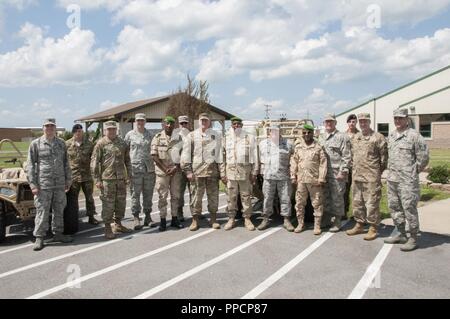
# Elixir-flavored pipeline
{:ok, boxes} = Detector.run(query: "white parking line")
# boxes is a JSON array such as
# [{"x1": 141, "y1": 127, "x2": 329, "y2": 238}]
[
  {"x1": 347, "y1": 229, "x2": 396, "y2": 299},
  {"x1": 242, "y1": 221, "x2": 349, "y2": 299},
  {"x1": 133, "y1": 227, "x2": 281, "y2": 299},
  {"x1": 0, "y1": 193, "x2": 225, "y2": 256},
  {"x1": 27, "y1": 228, "x2": 217, "y2": 299}
]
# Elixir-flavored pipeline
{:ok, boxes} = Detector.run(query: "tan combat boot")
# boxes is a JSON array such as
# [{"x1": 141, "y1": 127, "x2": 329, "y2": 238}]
[
  {"x1": 346, "y1": 222, "x2": 365, "y2": 236},
  {"x1": 104, "y1": 223, "x2": 116, "y2": 240},
  {"x1": 244, "y1": 217, "x2": 256, "y2": 231},
  {"x1": 364, "y1": 225, "x2": 378, "y2": 241},
  {"x1": 209, "y1": 213, "x2": 221, "y2": 229},
  {"x1": 257, "y1": 217, "x2": 270, "y2": 231},
  {"x1": 189, "y1": 215, "x2": 200, "y2": 231},
  {"x1": 313, "y1": 217, "x2": 322, "y2": 235},
  {"x1": 113, "y1": 221, "x2": 132, "y2": 234},
  {"x1": 283, "y1": 217, "x2": 294, "y2": 232},
  {"x1": 224, "y1": 217, "x2": 236, "y2": 231},
  {"x1": 294, "y1": 217, "x2": 305, "y2": 233}
]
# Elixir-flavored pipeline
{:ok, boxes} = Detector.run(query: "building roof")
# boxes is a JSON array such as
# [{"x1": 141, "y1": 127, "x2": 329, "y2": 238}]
[
  {"x1": 76, "y1": 93, "x2": 235, "y2": 122},
  {"x1": 336, "y1": 64, "x2": 450, "y2": 117}
]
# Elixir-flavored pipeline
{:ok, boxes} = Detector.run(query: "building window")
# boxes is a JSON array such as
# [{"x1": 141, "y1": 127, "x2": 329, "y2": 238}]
[
  {"x1": 377, "y1": 123, "x2": 389, "y2": 137},
  {"x1": 420, "y1": 124, "x2": 431, "y2": 138}
]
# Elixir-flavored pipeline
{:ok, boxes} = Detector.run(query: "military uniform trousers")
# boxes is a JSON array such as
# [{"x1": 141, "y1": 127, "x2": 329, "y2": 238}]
[
  {"x1": 156, "y1": 172, "x2": 182, "y2": 218},
  {"x1": 190, "y1": 176, "x2": 219, "y2": 217},
  {"x1": 33, "y1": 188, "x2": 67, "y2": 237},
  {"x1": 387, "y1": 180, "x2": 420, "y2": 235},
  {"x1": 324, "y1": 176, "x2": 346, "y2": 218},
  {"x1": 352, "y1": 181, "x2": 381, "y2": 226},
  {"x1": 101, "y1": 180, "x2": 127, "y2": 224},
  {"x1": 262, "y1": 179, "x2": 292, "y2": 217},
  {"x1": 295, "y1": 183, "x2": 323, "y2": 219},
  {"x1": 130, "y1": 172, "x2": 156, "y2": 218},
  {"x1": 227, "y1": 179, "x2": 253, "y2": 218},
  {"x1": 67, "y1": 181, "x2": 97, "y2": 217}
]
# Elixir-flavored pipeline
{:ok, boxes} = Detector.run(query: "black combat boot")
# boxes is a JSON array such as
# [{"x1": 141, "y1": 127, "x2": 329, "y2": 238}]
[
  {"x1": 170, "y1": 216, "x2": 184, "y2": 229},
  {"x1": 159, "y1": 218, "x2": 167, "y2": 232}
]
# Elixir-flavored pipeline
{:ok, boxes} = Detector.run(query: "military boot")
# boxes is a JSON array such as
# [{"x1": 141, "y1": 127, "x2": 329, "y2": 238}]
[
  {"x1": 364, "y1": 225, "x2": 378, "y2": 241},
  {"x1": 346, "y1": 222, "x2": 365, "y2": 236},
  {"x1": 88, "y1": 216, "x2": 100, "y2": 225},
  {"x1": 159, "y1": 218, "x2": 167, "y2": 232},
  {"x1": 313, "y1": 217, "x2": 322, "y2": 235},
  {"x1": 294, "y1": 217, "x2": 305, "y2": 233},
  {"x1": 224, "y1": 217, "x2": 236, "y2": 231},
  {"x1": 104, "y1": 223, "x2": 116, "y2": 240},
  {"x1": 244, "y1": 217, "x2": 256, "y2": 231},
  {"x1": 177, "y1": 209, "x2": 185, "y2": 222},
  {"x1": 33, "y1": 237, "x2": 44, "y2": 251},
  {"x1": 133, "y1": 217, "x2": 143, "y2": 230},
  {"x1": 329, "y1": 216, "x2": 342, "y2": 233},
  {"x1": 113, "y1": 221, "x2": 132, "y2": 234},
  {"x1": 144, "y1": 214, "x2": 157, "y2": 228},
  {"x1": 209, "y1": 213, "x2": 221, "y2": 229},
  {"x1": 257, "y1": 217, "x2": 270, "y2": 231},
  {"x1": 400, "y1": 234, "x2": 418, "y2": 252},
  {"x1": 52, "y1": 233, "x2": 74, "y2": 243},
  {"x1": 189, "y1": 215, "x2": 199, "y2": 231},
  {"x1": 384, "y1": 233, "x2": 408, "y2": 244},
  {"x1": 283, "y1": 217, "x2": 294, "y2": 232},
  {"x1": 171, "y1": 216, "x2": 184, "y2": 229}
]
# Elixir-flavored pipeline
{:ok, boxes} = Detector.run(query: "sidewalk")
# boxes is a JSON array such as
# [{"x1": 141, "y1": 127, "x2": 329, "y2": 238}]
[{"x1": 382, "y1": 198, "x2": 450, "y2": 236}]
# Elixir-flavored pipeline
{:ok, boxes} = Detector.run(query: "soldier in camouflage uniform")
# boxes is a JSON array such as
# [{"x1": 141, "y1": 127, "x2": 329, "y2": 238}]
[
  {"x1": 344, "y1": 114, "x2": 359, "y2": 217},
  {"x1": 27, "y1": 118, "x2": 73, "y2": 251},
  {"x1": 181, "y1": 113, "x2": 226, "y2": 231},
  {"x1": 222, "y1": 117, "x2": 258, "y2": 231},
  {"x1": 290, "y1": 124, "x2": 327, "y2": 235},
  {"x1": 384, "y1": 108, "x2": 429, "y2": 251},
  {"x1": 257, "y1": 124, "x2": 295, "y2": 232},
  {"x1": 177, "y1": 115, "x2": 191, "y2": 222},
  {"x1": 151, "y1": 116, "x2": 184, "y2": 231},
  {"x1": 346, "y1": 113, "x2": 387, "y2": 241},
  {"x1": 66, "y1": 124, "x2": 99, "y2": 225},
  {"x1": 124, "y1": 113, "x2": 156, "y2": 230},
  {"x1": 91, "y1": 121, "x2": 133, "y2": 239},
  {"x1": 319, "y1": 113, "x2": 352, "y2": 232}
]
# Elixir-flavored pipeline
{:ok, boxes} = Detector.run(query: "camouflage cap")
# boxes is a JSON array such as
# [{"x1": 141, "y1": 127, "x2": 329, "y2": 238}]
[
  {"x1": 358, "y1": 113, "x2": 371, "y2": 120},
  {"x1": 230, "y1": 116, "x2": 243, "y2": 123},
  {"x1": 393, "y1": 108, "x2": 408, "y2": 118},
  {"x1": 104, "y1": 121, "x2": 118, "y2": 129},
  {"x1": 324, "y1": 113, "x2": 336, "y2": 121},
  {"x1": 303, "y1": 124, "x2": 315, "y2": 131},
  {"x1": 199, "y1": 113, "x2": 211, "y2": 120},
  {"x1": 178, "y1": 115, "x2": 189, "y2": 123},
  {"x1": 164, "y1": 116, "x2": 176, "y2": 123},
  {"x1": 135, "y1": 113, "x2": 146, "y2": 121},
  {"x1": 43, "y1": 118, "x2": 56, "y2": 126}
]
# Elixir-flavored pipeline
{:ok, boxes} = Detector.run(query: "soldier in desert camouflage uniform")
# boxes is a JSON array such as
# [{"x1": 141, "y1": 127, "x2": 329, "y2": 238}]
[
  {"x1": 384, "y1": 108, "x2": 429, "y2": 251},
  {"x1": 346, "y1": 113, "x2": 387, "y2": 241}
]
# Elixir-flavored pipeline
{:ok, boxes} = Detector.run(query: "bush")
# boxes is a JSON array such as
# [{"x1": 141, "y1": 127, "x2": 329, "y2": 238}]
[{"x1": 427, "y1": 165, "x2": 450, "y2": 184}]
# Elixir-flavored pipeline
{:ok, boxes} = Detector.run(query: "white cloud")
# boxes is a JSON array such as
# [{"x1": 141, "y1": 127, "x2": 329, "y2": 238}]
[
  {"x1": 0, "y1": 23, "x2": 104, "y2": 87},
  {"x1": 131, "y1": 88, "x2": 145, "y2": 98},
  {"x1": 99, "y1": 100, "x2": 118, "y2": 110},
  {"x1": 56, "y1": 0, "x2": 125, "y2": 11},
  {"x1": 3, "y1": 0, "x2": 37, "y2": 10},
  {"x1": 234, "y1": 87, "x2": 247, "y2": 96}
]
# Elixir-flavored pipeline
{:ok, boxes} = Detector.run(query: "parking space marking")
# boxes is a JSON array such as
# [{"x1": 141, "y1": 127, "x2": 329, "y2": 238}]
[
  {"x1": 347, "y1": 229, "x2": 396, "y2": 299},
  {"x1": 242, "y1": 221, "x2": 349, "y2": 299},
  {"x1": 133, "y1": 227, "x2": 281, "y2": 299},
  {"x1": 27, "y1": 228, "x2": 218, "y2": 299}
]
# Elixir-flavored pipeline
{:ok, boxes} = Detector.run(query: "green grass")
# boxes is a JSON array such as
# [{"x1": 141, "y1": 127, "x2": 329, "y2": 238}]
[
  {"x1": 0, "y1": 141, "x2": 30, "y2": 168},
  {"x1": 429, "y1": 149, "x2": 450, "y2": 168}
]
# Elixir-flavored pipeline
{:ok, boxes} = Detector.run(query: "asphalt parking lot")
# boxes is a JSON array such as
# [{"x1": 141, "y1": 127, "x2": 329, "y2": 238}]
[{"x1": 0, "y1": 191, "x2": 449, "y2": 299}]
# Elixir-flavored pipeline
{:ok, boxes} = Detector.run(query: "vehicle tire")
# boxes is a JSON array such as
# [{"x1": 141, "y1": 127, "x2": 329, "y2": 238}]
[
  {"x1": 0, "y1": 201, "x2": 6, "y2": 243},
  {"x1": 63, "y1": 192, "x2": 79, "y2": 235}
]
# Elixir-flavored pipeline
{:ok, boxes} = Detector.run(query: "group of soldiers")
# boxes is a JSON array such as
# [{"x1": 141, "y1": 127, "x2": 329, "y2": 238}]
[{"x1": 26, "y1": 107, "x2": 429, "y2": 253}]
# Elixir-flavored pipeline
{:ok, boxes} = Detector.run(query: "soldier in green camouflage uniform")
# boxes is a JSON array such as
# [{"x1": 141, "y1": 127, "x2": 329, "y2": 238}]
[
  {"x1": 384, "y1": 108, "x2": 429, "y2": 251},
  {"x1": 66, "y1": 124, "x2": 99, "y2": 225},
  {"x1": 27, "y1": 118, "x2": 73, "y2": 251},
  {"x1": 91, "y1": 121, "x2": 133, "y2": 239},
  {"x1": 124, "y1": 113, "x2": 156, "y2": 230},
  {"x1": 151, "y1": 116, "x2": 184, "y2": 231},
  {"x1": 319, "y1": 113, "x2": 352, "y2": 233},
  {"x1": 181, "y1": 113, "x2": 226, "y2": 231}
]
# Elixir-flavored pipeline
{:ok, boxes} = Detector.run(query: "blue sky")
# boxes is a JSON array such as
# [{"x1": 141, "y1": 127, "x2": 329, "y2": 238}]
[{"x1": 0, "y1": 0, "x2": 450, "y2": 129}]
